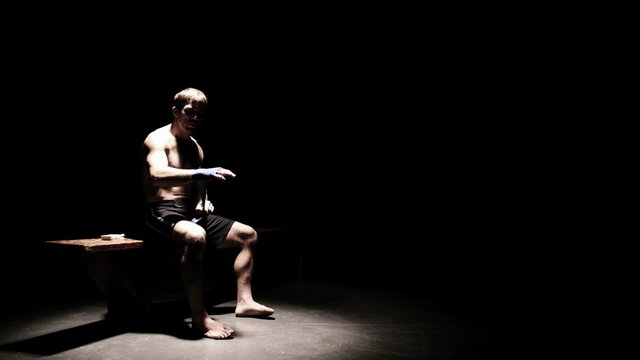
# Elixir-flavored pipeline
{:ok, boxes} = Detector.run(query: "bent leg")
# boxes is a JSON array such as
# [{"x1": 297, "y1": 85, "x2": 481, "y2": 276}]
[
  {"x1": 218, "y1": 222, "x2": 275, "y2": 317},
  {"x1": 172, "y1": 220, "x2": 234, "y2": 338}
]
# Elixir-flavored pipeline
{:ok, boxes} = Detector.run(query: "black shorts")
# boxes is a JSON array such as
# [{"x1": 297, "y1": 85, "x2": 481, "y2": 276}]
[{"x1": 145, "y1": 198, "x2": 235, "y2": 245}]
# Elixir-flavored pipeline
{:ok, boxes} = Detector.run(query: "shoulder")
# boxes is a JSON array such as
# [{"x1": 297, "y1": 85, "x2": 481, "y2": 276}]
[{"x1": 144, "y1": 125, "x2": 174, "y2": 149}]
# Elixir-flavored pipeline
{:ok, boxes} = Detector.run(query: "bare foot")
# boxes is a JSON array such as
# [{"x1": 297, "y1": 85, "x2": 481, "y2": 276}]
[
  {"x1": 235, "y1": 300, "x2": 275, "y2": 318},
  {"x1": 193, "y1": 317, "x2": 234, "y2": 339}
]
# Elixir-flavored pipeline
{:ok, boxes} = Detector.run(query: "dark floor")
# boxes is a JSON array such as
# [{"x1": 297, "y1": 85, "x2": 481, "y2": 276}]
[{"x1": 0, "y1": 279, "x2": 507, "y2": 360}]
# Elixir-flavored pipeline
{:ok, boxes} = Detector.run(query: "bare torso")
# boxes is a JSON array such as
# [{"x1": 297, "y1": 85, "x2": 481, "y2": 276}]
[{"x1": 142, "y1": 124, "x2": 203, "y2": 203}]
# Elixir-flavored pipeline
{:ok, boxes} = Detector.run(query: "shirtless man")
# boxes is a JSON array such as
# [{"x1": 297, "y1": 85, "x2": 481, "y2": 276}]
[{"x1": 141, "y1": 87, "x2": 274, "y2": 339}]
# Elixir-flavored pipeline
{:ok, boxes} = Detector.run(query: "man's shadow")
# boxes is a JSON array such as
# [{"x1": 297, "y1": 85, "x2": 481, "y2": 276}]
[{"x1": 0, "y1": 302, "x2": 239, "y2": 355}]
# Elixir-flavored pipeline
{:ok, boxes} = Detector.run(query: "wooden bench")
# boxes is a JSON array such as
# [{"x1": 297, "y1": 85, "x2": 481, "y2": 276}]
[
  {"x1": 46, "y1": 237, "x2": 148, "y2": 319},
  {"x1": 47, "y1": 237, "x2": 144, "y2": 252}
]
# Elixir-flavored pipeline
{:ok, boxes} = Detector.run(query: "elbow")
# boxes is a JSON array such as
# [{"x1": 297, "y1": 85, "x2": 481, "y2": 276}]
[
  {"x1": 150, "y1": 175, "x2": 163, "y2": 187},
  {"x1": 148, "y1": 170, "x2": 166, "y2": 187}
]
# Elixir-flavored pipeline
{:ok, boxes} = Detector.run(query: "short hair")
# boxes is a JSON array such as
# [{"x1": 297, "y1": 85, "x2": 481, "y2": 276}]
[{"x1": 173, "y1": 88, "x2": 208, "y2": 109}]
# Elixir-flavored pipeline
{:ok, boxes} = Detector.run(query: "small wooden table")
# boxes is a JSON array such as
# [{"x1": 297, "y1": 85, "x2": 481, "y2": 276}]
[
  {"x1": 46, "y1": 237, "x2": 148, "y2": 319},
  {"x1": 47, "y1": 238, "x2": 144, "y2": 252}
]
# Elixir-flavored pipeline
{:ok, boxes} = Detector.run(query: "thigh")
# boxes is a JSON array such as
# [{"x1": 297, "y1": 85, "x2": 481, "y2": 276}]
[
  {"x1": 172, "y1": 220, "x2": 207, "y2": 246},
  {"x1": 199, "y1": 214, "x2": 235, "y2": 246}
]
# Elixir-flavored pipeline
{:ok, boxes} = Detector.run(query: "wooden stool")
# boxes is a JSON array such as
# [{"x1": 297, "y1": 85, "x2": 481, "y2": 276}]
[{"x1": 46, "y1": 237, "x2": 149, "y2": 319}]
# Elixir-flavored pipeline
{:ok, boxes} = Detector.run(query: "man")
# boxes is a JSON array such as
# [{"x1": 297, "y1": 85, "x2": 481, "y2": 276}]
[{"x1": 141, "y1": 87, "x2": 274, "y2": 339}]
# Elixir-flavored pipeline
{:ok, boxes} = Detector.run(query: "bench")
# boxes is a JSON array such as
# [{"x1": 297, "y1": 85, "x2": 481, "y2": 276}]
[
  {"x1": 47, "y1": 238, "x2": 144, "y2": 252},
  {"x1": 46, "y1": 237, "x2": 148, "y2": 319}
]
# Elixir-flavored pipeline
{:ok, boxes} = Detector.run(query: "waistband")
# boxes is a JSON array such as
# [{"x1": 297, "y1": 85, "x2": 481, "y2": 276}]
[{"x1": 147, "y1": 198, "x2": 197, "y2": 209}]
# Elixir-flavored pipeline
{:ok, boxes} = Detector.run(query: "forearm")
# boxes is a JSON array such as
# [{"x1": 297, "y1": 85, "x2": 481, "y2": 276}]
[
  {"x1": 149, "y1": 166, "x2": 236, "y2": 187},
  {"x1": 148, "y1": 166, "x2": 198, "y2": 187}
]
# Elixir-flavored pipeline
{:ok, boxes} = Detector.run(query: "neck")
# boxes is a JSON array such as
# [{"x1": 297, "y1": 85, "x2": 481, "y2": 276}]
[{"x1": 170, "y1": 122, "x2": 192, "y2": 140}]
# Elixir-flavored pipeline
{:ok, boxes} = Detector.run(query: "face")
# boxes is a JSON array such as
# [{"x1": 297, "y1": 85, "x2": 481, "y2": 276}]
[{"x1": 174, "y1": 102, "x2": 206, "y2": 134}]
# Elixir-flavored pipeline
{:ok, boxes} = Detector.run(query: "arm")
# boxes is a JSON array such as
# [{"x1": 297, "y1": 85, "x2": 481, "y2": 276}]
[
  {"x1": 193, "y1": 168, "x2": 235, "y2": 214},
  {"x1": 145, "y1": 135, "x2": 197, "y2": 187},
  {"x1": 144, "y1": 135, "x2": 236, "y2": 188},
  {"x1": 194, "y1": 179, "x2": 215, "y2": 216}
]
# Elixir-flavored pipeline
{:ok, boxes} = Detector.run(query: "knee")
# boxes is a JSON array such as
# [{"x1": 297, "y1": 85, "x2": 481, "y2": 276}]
[
  {"x1": 183, "y1": 227, "x2": 207, "y2": 249},
  {"x1": 239, "y1": 226, "x2": 258, "y2": 246}
]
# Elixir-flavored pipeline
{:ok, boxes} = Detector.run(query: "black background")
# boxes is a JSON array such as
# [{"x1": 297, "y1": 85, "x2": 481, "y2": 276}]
[{"x1": 0, "y1": 23, "x2": 534, "y2": 326}]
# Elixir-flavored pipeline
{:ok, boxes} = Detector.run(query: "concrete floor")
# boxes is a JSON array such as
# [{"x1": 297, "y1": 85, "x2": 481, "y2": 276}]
[{"x1": 0, "y1": 280, "x2": 505, "y2": 359}]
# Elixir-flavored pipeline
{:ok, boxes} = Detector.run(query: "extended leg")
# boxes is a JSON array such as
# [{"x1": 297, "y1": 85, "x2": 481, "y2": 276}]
[{"x1": 218, "y1": 222, "x2": 275, "y2": 317}]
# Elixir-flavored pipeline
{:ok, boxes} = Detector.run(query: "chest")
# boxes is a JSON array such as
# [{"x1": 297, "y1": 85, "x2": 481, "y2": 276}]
[{"x1": 166, "y1": 141, "x2": 200, "y2": 168}]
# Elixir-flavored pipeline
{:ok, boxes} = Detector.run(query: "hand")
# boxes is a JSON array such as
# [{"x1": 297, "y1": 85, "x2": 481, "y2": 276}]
[
  {"x1": 193, "y1": 167, "x2": 236, "y2": 182},
  {"x1": 195, "y1": 200, "x2": 215, "y2": 215}
]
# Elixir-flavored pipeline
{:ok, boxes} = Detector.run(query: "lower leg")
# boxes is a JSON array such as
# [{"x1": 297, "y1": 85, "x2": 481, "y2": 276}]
[
  {"x1": 233, "y1": 244, "x2": 274, "y2": 317},
  {"x1": 181, "y1": 245, "x2": 233, "y2": 338}
]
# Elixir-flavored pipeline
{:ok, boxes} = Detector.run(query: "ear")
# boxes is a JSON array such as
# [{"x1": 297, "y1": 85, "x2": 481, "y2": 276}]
[{"x1": 171, "y1": 106, "x2": 178, "y2": 117}]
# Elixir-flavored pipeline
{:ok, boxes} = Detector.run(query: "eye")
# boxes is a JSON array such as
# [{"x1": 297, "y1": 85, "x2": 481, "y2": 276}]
[{"x1": 183, "y1": 108, "x2": 204, "y2": 117}]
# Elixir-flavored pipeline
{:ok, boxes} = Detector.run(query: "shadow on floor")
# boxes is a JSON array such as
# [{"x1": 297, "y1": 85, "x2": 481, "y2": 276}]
[
  {"x1": 0, "y1": 301, "x2": 206, "y2": 355},
  {"x1": 0, "y1": 320, "x2": 127, "y2": 355}
]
